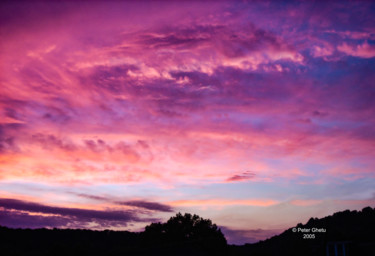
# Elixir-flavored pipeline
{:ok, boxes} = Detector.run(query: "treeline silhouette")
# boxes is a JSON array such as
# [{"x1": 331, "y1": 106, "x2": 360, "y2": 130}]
[
  {"x1": 0, "y1": 213, "x2": 227, "y2": 256},
  {"x1": 1, "y1": 207, "x2": 374, "y2": 255},
  {"x1": 230, "y1": 206, "x2": 375, "y2": 256},
  {"x1": 140, "y1": 213, "x2": 227, "y2": 255}
]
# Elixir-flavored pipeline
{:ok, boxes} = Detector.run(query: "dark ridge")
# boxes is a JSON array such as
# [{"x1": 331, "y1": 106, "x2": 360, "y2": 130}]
[
  {"x1": 230, "y1": 206, "x2": 375, "y2": 256},
  {"x1": 0, "y1": 227, "x2": 140, "y2": 256}
]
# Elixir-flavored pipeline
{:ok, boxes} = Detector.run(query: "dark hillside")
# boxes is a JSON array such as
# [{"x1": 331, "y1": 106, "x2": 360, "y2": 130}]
[
  {"x1": 230, "y1": 206, "x2": 375, "y2": 256},
  {"x1": 0, "y1": 227, "x2": 140, "y2": 256}
]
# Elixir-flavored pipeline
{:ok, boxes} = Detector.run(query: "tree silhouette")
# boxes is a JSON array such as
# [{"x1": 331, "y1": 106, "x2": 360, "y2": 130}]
[
  {"x1": 1, "y1": 207, "x2": 374, "y2": 255},
  {"x1": 141, "y1": 212, "x2": 228, "y2": 255}
]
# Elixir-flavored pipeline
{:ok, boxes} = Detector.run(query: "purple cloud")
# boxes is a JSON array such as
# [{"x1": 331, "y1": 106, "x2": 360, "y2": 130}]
[
  {"x1": 0, "y1": 198, "x2": 137, "y2": 221},
  {"x1": 0, "y1": 209, "x2": 72, "y2": 229},
  {"x1": 71, "y1": 193, "x2": 173, "y2": 212},
  {"x1": 116, "y1": 200, "x2": 173, "y2": 212},
  {"x1": 73, "y1": 193, "x2": 108, "y2": 201},
  {"x1": 31, "y1": 133, "x2": 77, "y2": 151},
  {"x1": 226, "y1": 171, "x2": 256, "y2": 183},
  {"x1": 0, "y1": 198, "x2": 157, "y2": 229}
]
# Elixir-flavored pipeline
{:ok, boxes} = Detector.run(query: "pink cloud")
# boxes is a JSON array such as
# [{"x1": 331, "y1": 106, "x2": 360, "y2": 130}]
[
  {"x1": 337, "y1": 41, "x2": 375, "y2": 58},
  {"x1": 311, "y1": 45, "x2": 334, "y2": 58}
]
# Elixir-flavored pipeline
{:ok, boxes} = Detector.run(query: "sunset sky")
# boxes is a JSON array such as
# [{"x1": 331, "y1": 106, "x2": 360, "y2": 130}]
[{"x1": 1, "y1": 1, "x2": 374, "y2": 244}]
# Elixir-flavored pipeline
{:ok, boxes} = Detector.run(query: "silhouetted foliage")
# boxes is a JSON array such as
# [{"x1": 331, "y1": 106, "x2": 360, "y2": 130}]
[
  {"x1": 229, "y1": 206, "x2": 375, "y2": 256},
  {"x1": 141, "y1": 212, "x2": 228, "y2": 255},
  {"x1": 0, "y1": 227, "x2": 140, "y2": 256}
]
